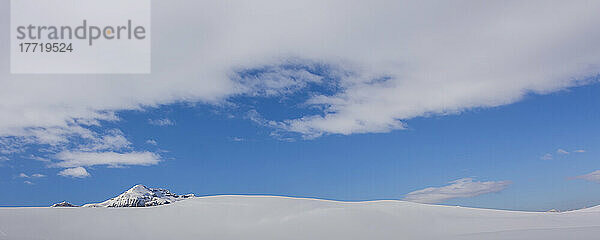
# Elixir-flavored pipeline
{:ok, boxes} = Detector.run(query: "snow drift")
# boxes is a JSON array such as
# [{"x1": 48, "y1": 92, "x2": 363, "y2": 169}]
[{"x1": 1, "y1": 195, "x2": 600, "y2": 240}]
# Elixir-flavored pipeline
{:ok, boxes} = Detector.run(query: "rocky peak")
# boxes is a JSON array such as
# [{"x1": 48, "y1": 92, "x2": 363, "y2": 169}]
[
  {"x1": 83, "y1": 184, "x2": 194, "y2": 207},
  {"x1": 51, "y1": 201, "x2": 79, "y2": 207}
]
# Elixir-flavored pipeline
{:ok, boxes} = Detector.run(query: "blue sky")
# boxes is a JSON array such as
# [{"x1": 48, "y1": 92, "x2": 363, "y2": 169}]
[
  {"x1": 2, "y1": 82, "x2": 599, "y2": 211},
  {"x1": 2, "y1": 1, "x2": 600, "y2": 211}
]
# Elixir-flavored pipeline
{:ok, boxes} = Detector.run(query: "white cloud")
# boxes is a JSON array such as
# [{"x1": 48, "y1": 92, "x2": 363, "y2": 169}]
[
  {"x1": 231, "y1": 137, "x2": 245, "y2": 142},
  {"x1": 541, "y1": 148, "x2": 585, "y2": 160},
  {"x1": 404, "y1": 178, "x2": 511, "y2": 204},
  {"x1": 19, "y1": 173, "x2": 46, "y2": 178},
  {"x1": 29, "y1": 155, "x2": 50, "y2": 162},
  {"x1": 148, "y1": 118, "x2": 175, "y2": 126},
  {"x1": 557, "y1": 149, "x2": 569, "y2": 154},
  {"x1": 92, "y1": 130, "x2": 131, "y2": 150},
  {"x1": 53, "y1": 151, "x2": 161, "y2": 168},
  {"x1": 246, "y1": 110, "x2": 271, "y2": 126},
  {"x1": 58, "y1": 167, "x2": 90, "y2": 178},
  {"x1": 0, "y1": 137, "x2": 29, "y2": 154},
  {"x1": 23, "y1": 180, "x2": 34, "y2": 185},
  {"x1": 78, "y1": 129, "x2": 131, "y2": 151},
  {"x1": 540, "y1": 153, "x2": 553, "y2": 160},
  {"x1": 576, "y1": 170, "x2": 600, "y2": 183},
  {"x1": 146, "y1": 139, "x2": 158, "y2": 145},
  {"x1": 0, "y1": 0, "x2": 599, "y2": 144}
]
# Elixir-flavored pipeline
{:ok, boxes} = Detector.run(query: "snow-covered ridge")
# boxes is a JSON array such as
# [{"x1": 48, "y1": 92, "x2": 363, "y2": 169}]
[{"x1": 83, "y1": 185, "x2": 194, "y2": 207}]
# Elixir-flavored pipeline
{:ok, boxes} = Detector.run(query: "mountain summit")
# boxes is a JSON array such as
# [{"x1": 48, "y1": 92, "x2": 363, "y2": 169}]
[
  {"x1": 51, "y1": 201, "x2": 79, "y2": 207},
  {"x1": 83, "y1": 185, "x2": 194, "y2": 207}
]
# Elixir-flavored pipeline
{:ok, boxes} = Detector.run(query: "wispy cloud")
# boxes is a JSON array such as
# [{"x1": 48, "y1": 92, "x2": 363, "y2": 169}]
[
  {"x1": 575, "y1": 170, "x2": 600, "y2": 183},
  {"x1": 29, "y1": 155, "x2": 50, "y2": 162},
  {"x1": 404, "y1": 178, "x2": 511, "y2": 204},
  {"x1": 148, "y1": 118, "x2": 175, "y2": 126},
  {"x1": 541, "y1": 148, "x2": 585, "y2": 160},
  {"x1": 78, "y1": 129, "x2": 131, "y2": 151},
  {"x1": 18, "y1": 173, "x2": 46, "y2": 178},
  {"x1": 146, "y1": 139, "x2": 158, "y2": 145},
  {"x1": 557, "y1": 149, "x2": 569, "y2": 154},
  {"x1": 0, "y1": 137, "x2": 29, "y2": 155},
  {"x1": 246, "y1": 110, "x2": 271, "y2": 127},
  {"x1": 23, "y1": 180, "x2": 34, "y2": 185},
  {"x1": 53, "y1": 151, "x2": 161, "y2": 168},
  {"x1": 540, "y1": 153, "x2": 553, "y2": 160},
  {"x1": 58, "y1": 167, "x2": 90, "y2": 178}
]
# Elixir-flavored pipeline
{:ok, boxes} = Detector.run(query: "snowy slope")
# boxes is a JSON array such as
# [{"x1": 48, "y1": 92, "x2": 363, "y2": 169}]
[
  {"x1": 83, "y1": 185, "x2": 194, "y2": 207},
  {"x1": 1, "y1": 196, "x2": 599, "y2": 240}
]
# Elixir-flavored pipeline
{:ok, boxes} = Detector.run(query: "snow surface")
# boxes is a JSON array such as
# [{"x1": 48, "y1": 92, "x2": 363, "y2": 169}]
[{"x1": 1, "y1": 196, "x2": 599, "y2": 240}]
